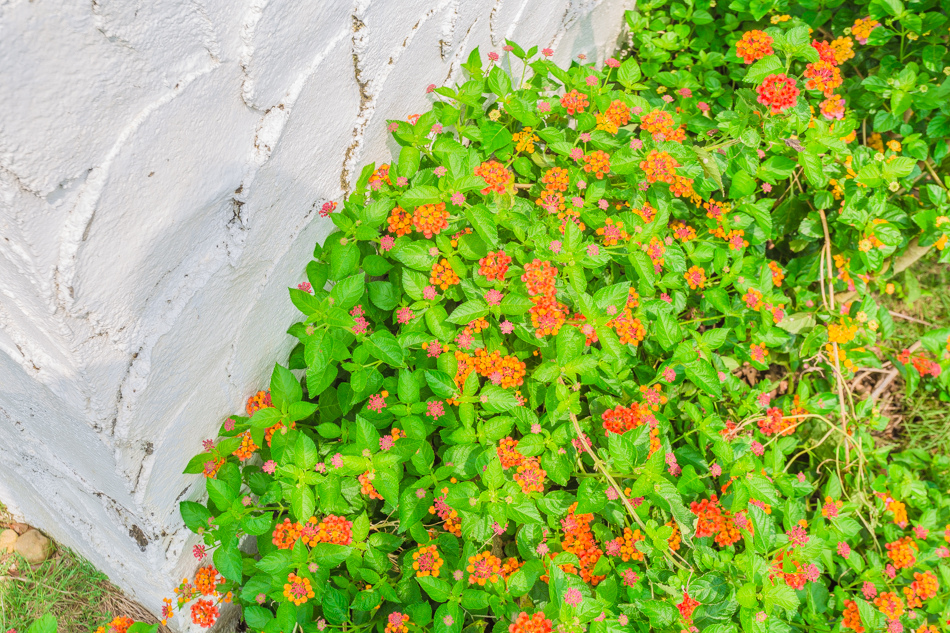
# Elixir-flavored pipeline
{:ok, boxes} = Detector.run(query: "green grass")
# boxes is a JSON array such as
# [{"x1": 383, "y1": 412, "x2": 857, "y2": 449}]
[
  {"x1": 0, "y1": 545, "x2": 117, "y2": 633},
  {"x1": 0, "y1": 500, "x2": 168, "y2": 633},
  {"x1": 879, "y1": 257, "x2": 950, "y2": 454}
]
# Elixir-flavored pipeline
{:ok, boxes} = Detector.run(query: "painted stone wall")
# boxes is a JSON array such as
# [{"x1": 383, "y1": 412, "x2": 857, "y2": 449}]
[{"x1": 0, "y1": 0, "x2": 629, "y2": 622}]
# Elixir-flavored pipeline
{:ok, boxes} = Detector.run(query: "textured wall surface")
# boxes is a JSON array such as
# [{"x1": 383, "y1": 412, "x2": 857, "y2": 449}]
[{"x1": 0, "y1": 0, "x2": 628, "y2": 623}]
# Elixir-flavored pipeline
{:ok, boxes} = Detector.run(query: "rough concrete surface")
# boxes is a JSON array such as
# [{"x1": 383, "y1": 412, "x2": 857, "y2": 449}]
[{"x1": 0, "y1": 0, "x2": 630, "y2": 626}]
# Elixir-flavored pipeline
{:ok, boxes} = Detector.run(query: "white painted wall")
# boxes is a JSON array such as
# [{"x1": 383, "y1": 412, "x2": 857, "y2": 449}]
[{"x1": 0, "y1": 0, "x2": 629, "y2": 625}]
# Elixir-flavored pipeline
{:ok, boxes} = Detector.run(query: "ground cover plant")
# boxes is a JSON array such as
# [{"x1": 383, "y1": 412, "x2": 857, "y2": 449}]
[{"x1": 19, "y1": 1, "x2": 950, "y2": 632}]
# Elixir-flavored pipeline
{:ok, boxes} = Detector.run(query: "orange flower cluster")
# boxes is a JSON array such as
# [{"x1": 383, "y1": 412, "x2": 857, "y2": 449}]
[
  {"x1": 500, "y1": 557, "x2": 523, "y2": 580},
  {"x1": 513, "y1": 126, "x2": 538, "y2": 153},
  {"x1": 609, "y1": 527, "x2": 645, "y2": 561},
  {"x1": 412, "y1": 545, "x2": 444, "y2": 577},
  {"x1": 804, "y1": 59, "x2": 842, "y2": 96},
  {"x1": 509, "y1": 612, "x2": 553, "y2": 633},
  {"x1": 852, "y1": 17, "x2": 880, "y2": 45},
  {"x1": 736, "y1": 30, "x2": 774, "y2": 63},
  {"x1": 283, "y1": 573, "x2": 315, "y2": 606},
  {"x1": 690, "y1": 495, "x2": 724, "y2": 538},
  {"x1": 479, "y1": 250, "x2": 512, "y2": 281},
  {"x1": 194, "y1": 565, "x2": 221, "y2": 596},
  {"x1": 910, "y1": 571, "x2": 939, "y2": 601},
  {"x1": 498, "y1": 436, "x2": 525, "y2": 469},
  {"x1": 522, "y1": 259, "x2": 567, "y2": 338},
  {"x1": 246, "y1": 390, "x2": 272, "y2": 416},
  {"x1": 677, "y1": 592, "x2": 700, "y2": 622},
  {"x1": 684, "y1": 266, "x2": 706, "y2": 289},
  {"x1": 264, "y1": 419, "x2": 296, "y2": 447},
  {"x1": 514, "y1": 457, "x2": 546, "y2": 493},
  {"x1": 634, "y1": 202, "x2": 657, "y2": 224},
  {"x1": 475, "y1": 160, "x2": 513, "y2": 194},
  {"x1": 454, "y1": 350, "x2": 475, "y2": 393},
  {"x1": 888, "y1": 498, "x2": 908, "y2": 527},
  {"x1": 644, "y1": 236, "x2": 665, "y2": 272},
  {"x1": 667, "y1": 520, "x2": 682, "y2": 551},
  {"x1": 473, "y1": 348, "x2": 526, "y2": 388},
  {"x1": 758, "y1": 407, "x2": 796, "y2": 436},
  {"x1": 602, "y1": 402, "x2": 652, "y2": 436},
  {"x1": 769, "y1": 261, "x2": 785, "y2": 287},
  {"x1": 300, "y1": 514, "x2": 353, "y2": 546},
  {"x1": 756, "y1": 74, "x2": 800, "y2": 114},
  {"x1": 560, "y1": 503, "x2": 606, "y2": 585},
  {"x1": 233, "y1": 430, "x2": 258, "y2": 461},
  {"x1": 831, "y1": 37, "x2": 855, "y2": 64},
  {"x1": 640, "y1": 150, "x2": 679, "y2": 184},
  {"x1": 385, "y1": 613, "x2": 411, "y2": 633},
  {"x1": 430, "y1": 258, "x2": 460, "y2": 290},
  {"x1": 387, "y1": 206, "x2": 413, "y2": 236},
  {"x1": 874, "y1": 591, "x2": 904, "y2": 620},
  {"x1": 560, "y1": 90, "x2": 589, "y2": 115},
  {"x1": 886, "y1": 536, "x2": 918, "y2": 569},
  {"x1": 640, "y1": 110, "x2": 683, "y2": 142},
  {"x1": 429, "y1": 487, "x2": 462, "y2": 537},
  {"x1": 191, "y1": 599, "x2": 219, "y2": 627},
  {"x1": 541, "y1": 167, "x2": 569, "y2": 192},
  {"x1": 596, "y1": 218, "x2": 630, "y2": 245},
  {"x1": 770, "y1": 550, "x2": 808, "y2": 590},
  {"x1": 842, "y1": 599, "x2": 865, "y2": 633},
  {"x1": 596, "y1": 100, "x2": 631, "y2": 135},
  {"x1": 671, "y1": 220, "x2": 696, "y2": 242},
  {"x1": 272, "y1": 518, "x2": 302, "y2": 549},
  {"x1": 820, "y1": 95, "x2": 846, "y2": 120},
  {"x1": 828, "y1": 320, "x2": 859, "y2": 344},
  {"x1": 359, "y1": 470, "x2": 384, "y2": 500},
  {"x1": 369, "y1": 163, "x2": 392, "y2": 187},
  {"x1": 99, "y1": 617, "x2": 134, "y2": 633},
  {"x1": 467, "y1": 551, "x2": 503, "y2": 585},
  {"x1": 583, "y1": 150, "x2": 611, "y2": 180},
  {"x1": 412, "y1": 202, "x2": 449, "y2": 238},
  {"x1": 606, "y1": 308, "x2": 646, "y2": 345}
]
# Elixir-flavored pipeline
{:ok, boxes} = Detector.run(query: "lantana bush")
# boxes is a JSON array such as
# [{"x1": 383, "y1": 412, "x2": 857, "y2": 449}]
[{"x1": 70, "y1": 1, "x2": 950, "y2": 633}]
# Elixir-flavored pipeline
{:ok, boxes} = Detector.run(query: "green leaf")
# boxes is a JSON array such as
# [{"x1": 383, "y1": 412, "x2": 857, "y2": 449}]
[
  {"x1": 323, "y1": 586, "x2": 350, "y2": 624},
  {"x1": 487, "y1": 66, "x2": 512, "y2": 96},
  {"x1": 556, "y1": 325, "x2": 585, "y2": 365},
  {"x1": 294, "y1": 432, "x2": 318, "y2": 470},
  {"x1": 447, "y1": 300, "x2": 489, "y2": 324},
  {"x1": 426, "y1": 370, "x2": 457, "y2": 398},
  {"x1": 330, "y1": 272, "x2": 366, "y2": 311},
  {"x1": 359, "y1": 198, "x2": 395, "y2": 228},
  {"x1": 270, "y1": 363, "x2": 302, "y2": 409},
  {"x1": 244, "y1": 606, "x2": 272, "y2": 628},
  {"x1": 207, "y1": 477, "x2": 234, "y2": 511},
  {"x1": 480, "y1": 385, "x2": 519, "y2": 412},
  {"x1": 684, "y1": 359, "x2": 722, "y2": 398},
  {"x1": 292, "y1": 485, "x2": 315, "y2": 521},
  {"x1": 800, "y1": 151, "x2": 828, "y2": 188},
  {"x1": 213, "y1": 539, "x2": 243, "y2": 582},
  {"x1": 180, "y1": 501, "x2": 211, "y2": 532},
  {"x1": 642, "y1": 600, "x2": 679, "y2": 627},
  {"x1": 466, "y1": 205, "x2": 499, "y2": 247},
  {"x1": 656, "y1": 310, "x2": 682, "y2": 351},
  {"x1": 26, "y1": 614, "x2": 57, "y2": 633},
  {"x1": 870, "y1": 0, "x2": 903, "y2": 17},
  {"x1": 366, "y1": 330, "x2": 405, "y2": 367},
  {"x1": 400, "y1": 186, "x2": 442, "y2": 207},
  {"x1": 618, "y1": 58, "x2": 642, "y2": 87},
  {"x1": 369, "y1": 281, "x2": 399, "y2": 311},
  {"x1": 418, "y1": 576, "x2": 452, "y2": 602},
  {"x1": 764, "y1": 579, "x2": 799, "y2": 614},
  {"x1": 744, "y1": 55, "x2": 782, "y2": 83}
]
